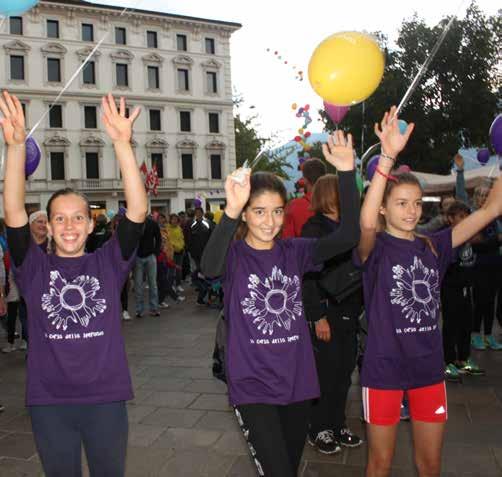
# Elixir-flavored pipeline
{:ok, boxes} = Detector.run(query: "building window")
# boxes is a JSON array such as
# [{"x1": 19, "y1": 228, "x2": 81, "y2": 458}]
[
  {"x1": 147, "y1": 31, "x2": 158, "y2": 48},
  {"x1": 82, "y1": 23, "x2": 94, "y2": 42},
  {"x1": 47, "y1": 58, "x2": 61, "y2": 82},
  {"x1": 47, "y1": 20, "x2": 59, "y2": 39},
  {"x1": 180, "y1": 111, "x2": 191, "y2": 132},
  {"x1": 49, "y1": 104, "x2": 63, "y2": 128},
  {"x1": 85, "y1": 152, "x2": 99, "y2": 179},
  {"x1": 9, "y1": 17, "x2": 23, "y2": 35},
  {"x1": 208, "y1": 113, "x2": 220, "y2": 133},
  {"x1": 147, "y1": 66, "x2": 159, "y2": 89},
  {"x1": 84, "y1": 106, "x2": 97, "y2": 129},
  {"x1": 176, "y1": 34, "x2": 187, "y2": 51},
  {"x1": 149, "y1": 109, "x2": 161, "y2": 131},
  {"x1": 177, "y1": 69, "x2": 189, "y2": 91},
  {"x1": 151, "y1": 153, "x2": 164, "y2": 178},
  {"x1": 210, "y1": 154, "x2": 222, "y2": 179},
  {"x1": 181, "y1": 153, "x2": 193, "y2": 179},
  {"x1": 205, "y1": 38, "x2": 215, "y2": 54},
  {"x1": 116, "y1": 63, "x2": 128, "y2": 87},
  {"x1": 50, "y1": 152, "x2": 65, "y2": 180},
  {"x1": 10, "y1": 56, "x2": 24, "y2": 81},
  {"x1": 206, "y1": 72, "x2": 218, "y2": 93},
  {"x1": 83, "y1": 61, "x2": 95, "y2": 84},
  {"x1": 115, "y1": 27, "x2": 127, "y2": 45}
]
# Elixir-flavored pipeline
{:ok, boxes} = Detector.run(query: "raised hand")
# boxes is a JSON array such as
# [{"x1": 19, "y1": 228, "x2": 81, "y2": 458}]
[
  {"x1": 374, "y1": 106, "x2": 414, "y2": 159},
  {"x1": 322, "y1": 130, "x2": 355, "y2": 171},
  {"x1": 225, "y1": 168, "x2": 251, "y2": 218},
  {"x1": 0, "y1": 91, "x2": 26, "y2": 146},
  {"x1": 101, "y1": 93, "x2": 140, "y2": 144}
]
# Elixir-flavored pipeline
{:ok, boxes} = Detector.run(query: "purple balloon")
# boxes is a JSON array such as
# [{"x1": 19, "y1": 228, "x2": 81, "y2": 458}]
[
  {"x1": 366, "y1": 155, "x2": 379, "y2": 181},
  {"x1": 193, "y1": 198, "x2": 202, "y2": 208},
  {"x1": 25, "y1": 136, "x2": 41, "y2": 176},
  {"x1": 489, "y1": 114, "x2": 502, "y2": 155},
  {"x1": 477, "y1": 148, "x2": 490, "y2": 165},
  {"x1": 323, "y1": 101, "x2": 349, "y2": 124}
]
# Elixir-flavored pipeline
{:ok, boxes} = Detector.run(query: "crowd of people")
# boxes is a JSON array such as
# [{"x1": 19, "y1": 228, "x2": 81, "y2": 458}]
[{"x1": 0, "y1": 90, "x2": 501, "y2": 477}]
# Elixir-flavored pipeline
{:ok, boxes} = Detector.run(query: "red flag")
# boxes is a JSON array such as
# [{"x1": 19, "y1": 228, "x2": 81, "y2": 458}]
[
  {"x1": 151, "y1": 164, "x2": 159, "y2": 196},
  {"x1": 139, "y1": 161, "x2": 148, "y2": 177}
]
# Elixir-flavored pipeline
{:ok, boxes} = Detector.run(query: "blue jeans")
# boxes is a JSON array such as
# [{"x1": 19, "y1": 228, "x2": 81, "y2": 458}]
[
  {"x1": 134, "y1": 255, "x2": 159, "y2": 314},
  {"x1": 30, "y1": 402, "x2": 128, "y2": 477}
]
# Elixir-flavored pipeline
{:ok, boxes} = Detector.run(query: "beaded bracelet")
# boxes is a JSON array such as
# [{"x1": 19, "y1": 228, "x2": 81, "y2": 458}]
[{"x1": 379, "y1": 152, "x2": 396, "y2": 163}]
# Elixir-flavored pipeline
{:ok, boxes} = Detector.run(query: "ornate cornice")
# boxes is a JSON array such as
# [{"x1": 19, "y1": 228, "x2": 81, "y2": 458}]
[
  {"x1": 172, "y1": 55, "x2": 193, "y2": 66},
  {"x1": 75, "y1": 46, "x2": 102, "y2": 60},
  {"x1": 110, "y1": 49, "x2": 134, "y2": 62},
  {"x1": 3, "y1": 40, "x2": 31, "y2": 53},
  {"x1": 41, "y1": 42, "x2": 68, "y2": 56},
  {"x1": 142, "y1": 52, "x2": 164, "y2": 64},
  {"x1": 201, "y1": 59, "x2": 222, "y2": 70},
  {"x1": 79, "y1": 135, "x2": 105, "y2": 148},
  {"x1": 176, "y1": 138, "x2": 198, "y2": 149},
  {"x1": 206, "y1": 140, "x2": 226, "y2": 150},
  {"x1": 44, "y1": 135, "x2": 71, "y2": 147},
  {"x1": 146, "y1": 137, "x2": 169, "y2": 149}
]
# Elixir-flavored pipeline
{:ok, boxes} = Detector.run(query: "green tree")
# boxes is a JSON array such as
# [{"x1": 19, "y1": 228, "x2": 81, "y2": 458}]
[{"x1": 322, "y1": 2, "x2": 501, "y2": 175}]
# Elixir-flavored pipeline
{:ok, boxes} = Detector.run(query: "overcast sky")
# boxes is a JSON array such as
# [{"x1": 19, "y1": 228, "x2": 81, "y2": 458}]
[{"x1": 93, "y1": 0, "x2": 499, "y2": 144}]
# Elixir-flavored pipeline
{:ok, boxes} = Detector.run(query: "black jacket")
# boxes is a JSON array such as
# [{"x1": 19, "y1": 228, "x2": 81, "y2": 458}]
[
  {"x1": 137, "y1": 217, "x2": 161, "y2": 258},
  {"x1": 188, "y1": 218, "x2": 213, "y2": 263},
  {"x1": 301, "y1": 212, "x2": 362, "y2": 329}
]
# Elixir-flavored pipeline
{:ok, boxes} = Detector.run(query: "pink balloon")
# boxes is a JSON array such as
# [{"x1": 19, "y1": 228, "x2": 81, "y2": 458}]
[{"x1": 324, "y1": 101, "x2": 350, "y2": 124}]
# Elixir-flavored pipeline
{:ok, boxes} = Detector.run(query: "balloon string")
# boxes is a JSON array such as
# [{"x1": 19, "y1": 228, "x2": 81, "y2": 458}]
[
  {"x1": 394, "y1": 0, "x2": 469, "y2": 117},
  {"x1": 27, "y1": 0, "x2": 146, "y2": 139}
]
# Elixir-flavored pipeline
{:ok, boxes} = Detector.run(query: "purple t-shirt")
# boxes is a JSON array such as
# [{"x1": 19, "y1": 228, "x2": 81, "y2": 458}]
[
  {"x1": 224, "y1": 238, "x2": 321, "y2": 406},
  {"x1": 13, "y1": 235, "x2": 135, "y2": 405},
  {"x1": 354, "y1": 229, "x2": 453, "y2": 390}
]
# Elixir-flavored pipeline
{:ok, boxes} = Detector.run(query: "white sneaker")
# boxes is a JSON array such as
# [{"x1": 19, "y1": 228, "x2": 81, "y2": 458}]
[
  {"x1": 159, "y1": 301, "x2": 170, "y2": 309},
  {"x1": 176, "y1": 296, "x2": 186, "y2": 303},
  {"x1": 177, "y1": 286, "x2": 184, "y2": 292},
  {"x1": 122, "y1": 310, "x2": 132, "y2": 321},
  {"x1": 2, "y1": 343, "x2": 17, "y2": 353},
  {"x1": 18, "y1": 340, "x2": 27, "y2": 351}
]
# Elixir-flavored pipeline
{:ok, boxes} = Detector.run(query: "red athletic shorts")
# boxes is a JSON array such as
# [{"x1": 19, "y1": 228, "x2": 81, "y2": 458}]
[{"x1": 362, "y1": 381, "x2": 447, "y2": 425}]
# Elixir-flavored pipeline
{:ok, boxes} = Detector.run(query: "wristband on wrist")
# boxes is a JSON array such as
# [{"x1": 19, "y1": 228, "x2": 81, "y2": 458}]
[
  {"x1": 380, "y1": 152, "x2": 396, "y2": 163},
  {"x1": 376, "y1": 167, "x2": 398, "y2": 182}
]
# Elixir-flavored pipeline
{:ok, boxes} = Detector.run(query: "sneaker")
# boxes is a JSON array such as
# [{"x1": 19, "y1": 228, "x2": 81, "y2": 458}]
[
  {"x1": 307, "y1": 430, "x2": 341, "y2": 455},
  {"x1": 150, "y1": 310, "x2": 160, "y2": 317},
  {"x1": 135, "y1": 312, "x2": 143, "y2": 319},
  {"x1": 484, "y1": 335, "x2": 502, "y2": 351},
  {"x1": 196, "y1": 298, "x2": 206, "y2": 306},
  {"x1": 336, "y1": 427, "x2": 363, "y2": 448},
  {"x1": 445, "y1": 363, "x2": 461, "y2": 381},
  {"x1": 456, "y1": 358, "x2": 485, "y2": 376},
  {"x1": 18, "y1": 340, "x2": 27, "y2": 351},
  {"x1": 471, "y1": 334, "x2": 486, "y2": 350},
  {"x1": 176, "y1": 296, "x2": 186, "y2": 303},
  {"x1": 400, "y1": 400, "x2": 410, "y2": 421},
  {"x1": 2, "y1": 343, "x2": 16, "y2": 353},
  {"x1": 177, "y1": 286, "x2": 184, "y2": 292},
  {"x1": 159, "y1": 301, "x2": 170, "y2": 309},
  {"x1": 122, "y1": 310, "x2": 132, "y2": 321}
]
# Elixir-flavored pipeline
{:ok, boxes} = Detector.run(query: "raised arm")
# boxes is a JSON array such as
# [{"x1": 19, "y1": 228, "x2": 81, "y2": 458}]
[
  {"x1": 454, "y1": 153, "x2": 469, "y2": 204},
  {"x1": 1, "y1": 92, "x2": 28, "y2": 228},
  {"x1": 101, "y1": 94, "x2": 147, "y2": 224},
  {"x1": 201, "y1": 169, "x2": 250, "y2": 278},
  {"x1": 357, "y1": 106, "x2": 414, "y2": 264},
  {"x1": 452, "y1": 175, "x2": 502, "y2": 248}
]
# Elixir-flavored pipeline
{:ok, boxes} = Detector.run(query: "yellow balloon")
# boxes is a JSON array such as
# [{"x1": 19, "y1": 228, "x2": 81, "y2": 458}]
[
  {"x1": 298, "y1": 128, "x2": 304, "y2": 134},
  {"x1": 308, "y1": 31, "x2": 385, "y2": 106}
]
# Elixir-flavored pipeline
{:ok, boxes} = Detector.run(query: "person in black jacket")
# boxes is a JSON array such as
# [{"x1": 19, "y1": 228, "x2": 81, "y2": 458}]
[
  {"x1": 188, "y1": 207, "x2": 213, "y2": 269},
  {"x1": 302, "y1": 173, "x2": 364, "y2": 454},
  {"x1": 133, "y1": 215, "x2": 161, "y2": 317}
]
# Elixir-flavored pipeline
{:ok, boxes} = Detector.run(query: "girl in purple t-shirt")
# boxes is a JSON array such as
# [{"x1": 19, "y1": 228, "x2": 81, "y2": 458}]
[
  {"x1": 1, "y1": 91, "x2": 147, "y2": 477},
  {"x1": 202, "y1": 130, "x2": 361, "y2": 477},
  {"x1": 356, "y1": 106, "x2": 502, "y2": 477}
]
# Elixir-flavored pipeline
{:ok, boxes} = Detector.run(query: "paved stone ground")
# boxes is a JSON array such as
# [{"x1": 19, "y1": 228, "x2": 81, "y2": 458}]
[{"x1": 1, "y1": 291, "x2": 502, "y2": 476}]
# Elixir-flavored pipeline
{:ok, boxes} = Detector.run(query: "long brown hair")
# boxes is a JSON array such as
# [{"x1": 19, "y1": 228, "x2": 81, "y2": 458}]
[
  {"x1": 381, "y1": 172, "x2": 437, "y2": 256},
  {"x1": 235, "y1": 172, "x2": 287, "y2": 241},
  {"x1": 310, "y1": 174, "x2": 339, "y2": 215}
]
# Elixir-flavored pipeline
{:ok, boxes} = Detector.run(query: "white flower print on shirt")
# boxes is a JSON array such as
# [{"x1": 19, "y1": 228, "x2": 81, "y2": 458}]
[
  {"x1": 41, "y1": 271, "x2": 107, "y2": 331},
  {"x1": 241, "y1": 266, "x2": 302, "y2": 336},
  {"x1": 389, "y1": 256, "x2": 439, "y2": 324}
]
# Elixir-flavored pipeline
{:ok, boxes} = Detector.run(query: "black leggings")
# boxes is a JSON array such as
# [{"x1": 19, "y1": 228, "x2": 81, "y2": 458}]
[
  {"x1": 6, "y1": 301, "x2": 28, "y2": 344},
  {"x1": 472, "y1": 268, "x2": 498, "y2": 335},
  {"x1": 30, "y1": 402, "x2": 128, "y2": 477},
  {"x1": 234, "y1": 400, "x2": 311, "y2": 477}
]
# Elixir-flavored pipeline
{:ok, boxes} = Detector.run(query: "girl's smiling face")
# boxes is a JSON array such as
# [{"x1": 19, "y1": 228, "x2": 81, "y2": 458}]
[
  {"x1": 242, "y1": 191, "x2": 285, "y2": 250},
  {"x1": 47, "y1": 194, "x2": 94, "y2": 257}
]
